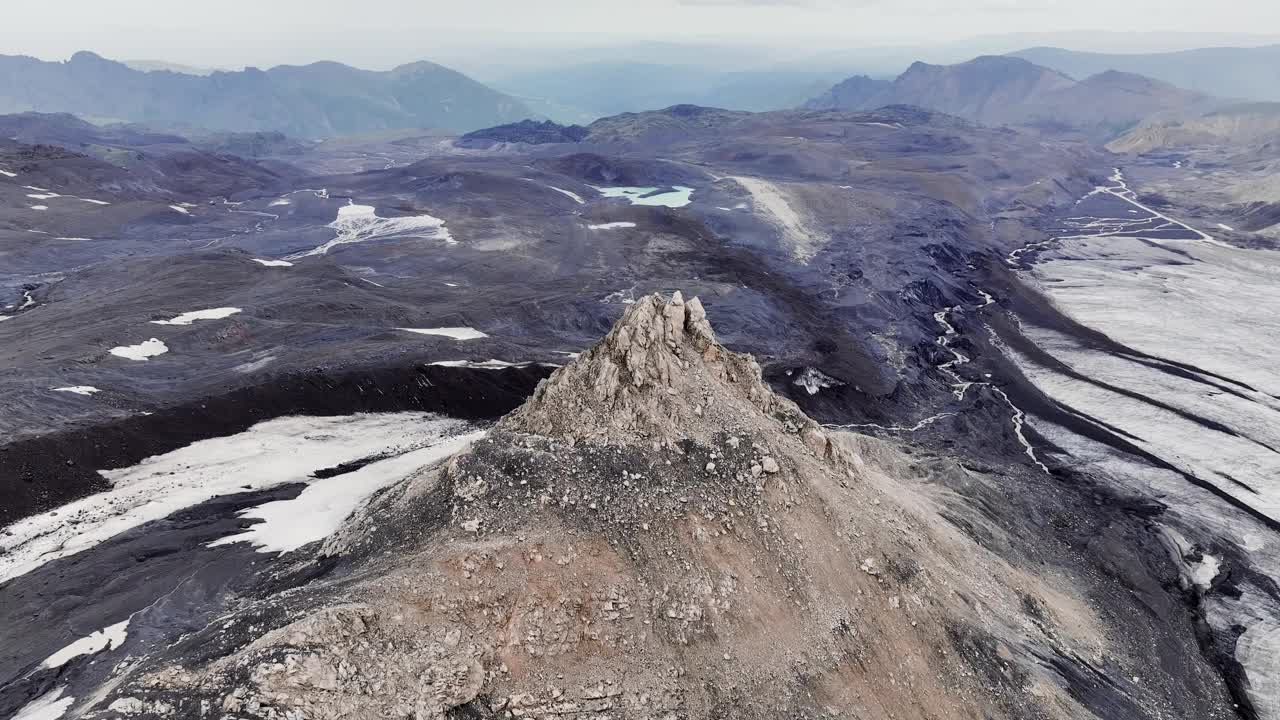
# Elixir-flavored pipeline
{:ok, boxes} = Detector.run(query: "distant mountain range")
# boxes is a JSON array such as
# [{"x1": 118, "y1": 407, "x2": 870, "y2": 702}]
[
  {"x1": 805, "y1": 55, "x2": 1221, "y2": 139},
  {"x1": 0, "y1": 51, "x2": 535, "y2": 138},
  {"x1": 492, "y1": 62, "x2": 849, "y2": 123},
  {"x1": 1012, "y1": 45, "x2": 1280, "y2": 102}
]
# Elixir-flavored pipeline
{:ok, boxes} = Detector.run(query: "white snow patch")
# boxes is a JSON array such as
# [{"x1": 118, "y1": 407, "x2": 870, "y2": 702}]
[
  {"x1": 0, "y1": 413, "x2": 472, "y2": 584},
  {"x1": 234, "y1": 355, "x2": 275, "y2": 374},
  {"x1": 1218, "y1": 223, "x2": 1235, "y2": 231},
  {"x1": 1012, "y1": 257, "x2": 1280, "y2": 509},
  {"x1": 0, "y1": 167, "x2": 15, "y2": 178},
  {"x1": 429, "y1": 359, "x2": 524, "y2": 369},
  {"x1": 547, "y1": 186, "x2": 585, "y2": 204},
  {"x1": 169, "y1": 205, "x2": 190, "y2": 214},
  {"x1": 252, "y1": 258, "x2": 293, "y2": 267},
  {"x1": 150, "y1": 307, "x2": 242, "y2": 325},
  {"x1": 603, "y1": 285, "x2": 639, "y2": 305},
  {"x1": 29, "y1": 205, "x2": 48, "y2": 211},
  {"x1": 398, "y1": 327, "x2": 488, "y2": 340},
  {"x1": 12, "y1": 686, "x2": 74, "y2": 720},
  {"x1": 55, "y1": 237, "x2": 93, "y2": 242},
  {"x1": 41, "y1": 619, "x2": 130, "y2": 669},
  {"x1": 108, "y1": 338, "x2": 168, "y2": 361},
  {"x1": 80, "y1": 198, "x2": 110, "y2": 205},
  {"x1": 1190, "y1": 553, "x2": 1222, "y2": 590},
  {"x1": 27, "y1": 193, "x2": 59, "y2": 200},
  {"x1": 587, "y1": 222, "x2": 637, "y2": 230},
  {"x1": 287, "y1": 202, "x2": 452, "y2": 259},
  {"x1": 23, "y1": 185, "x2": 50, "y2": 192},
  {"x1": 731, "y1": 175, "x2": 820, "y2": 261},
  {"x1": 53, "y1": 386, "x2": 101, "y2": 396},
  {"x1": 999, "y1": 178, "x2": 1280, "y2": 720},
  {"x1": 595, "y1": 186, "x2": 694, "y2": 208},
  {"x1": 269, "y1": 198, "x2": 292, "y2": 207},
  {"x1": 211, "y1": 430, "x2": 484, "y2": 553},
  {"x1": 793, "y1": 367, "x2": 845, "y2": 395}
]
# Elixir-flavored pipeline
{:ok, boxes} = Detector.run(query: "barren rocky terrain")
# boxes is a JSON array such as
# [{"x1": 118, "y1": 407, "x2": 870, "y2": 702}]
[
  {"x1": 44, "y1": 294, "x2": 1240, "y2": 720},
  {"x1": 1, "y1": 94, "x2": 1277, "y2": 720}
]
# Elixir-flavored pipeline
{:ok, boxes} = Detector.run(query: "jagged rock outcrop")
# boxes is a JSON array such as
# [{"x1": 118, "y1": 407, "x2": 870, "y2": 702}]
[
  {"x1": 503, "y1": 292, "x2": 829, "y2": 455},
  {"x1": 84, "y1": 293, "x2": 1237, "y2": 720}
]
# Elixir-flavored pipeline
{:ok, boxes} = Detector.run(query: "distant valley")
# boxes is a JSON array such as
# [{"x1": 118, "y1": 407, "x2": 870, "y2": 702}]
[{"x1": 490, "y1": 62, "x2": 849, "y2": 123}]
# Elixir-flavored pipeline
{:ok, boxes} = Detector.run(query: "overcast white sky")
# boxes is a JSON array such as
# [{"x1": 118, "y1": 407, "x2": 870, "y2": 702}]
[{"x1": 2, "y1": 0, "x2": 1278, "y2": 70}]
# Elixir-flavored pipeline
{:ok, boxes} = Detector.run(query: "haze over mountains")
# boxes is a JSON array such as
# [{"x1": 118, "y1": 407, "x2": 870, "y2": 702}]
[
  {"x1": 5, "y1": 19, "x2": 1280, "y2": 720},
  {"x1": 473, "y1": 34, "x2": 1279, "y2": 125},
  {"x1": 805, "y1": 55, "x2": 1222, "y2": 139},
  {"x1": 1014, "y1": 44, "x2": 1280, "y2": 102},
  {"x1": 0, "y1": 51, "x2": 532, "y2": 137},
  {"x1": 491, "y1": 63, "x2": 848, "y2": 123},
  {"x1": 2, "y1": 41, "x2": 1274, "y2": 138}
]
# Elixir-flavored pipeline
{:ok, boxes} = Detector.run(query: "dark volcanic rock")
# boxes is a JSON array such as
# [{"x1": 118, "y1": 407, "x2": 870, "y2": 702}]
[
  {"x1": 0, "y1": 363, "x2": 552, "y2": 527},
  {"x1": 584, "y1": 104, "x2": 751, "y2": 143},
  {"x1": 0, "y1": 106, "x2": 1268, "y2": 720},
  {"x1": 456, "y1": 119, "x2": 589, "y2": 148}
]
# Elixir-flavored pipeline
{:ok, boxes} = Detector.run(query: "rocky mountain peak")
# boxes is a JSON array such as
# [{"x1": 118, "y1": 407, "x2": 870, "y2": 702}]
[
  {"x1": 503, "y1": 292, "x2": 829, "y2": 451},
  {"x1": 81, "y1": 280, "x2": 1234, "y2": 720}
]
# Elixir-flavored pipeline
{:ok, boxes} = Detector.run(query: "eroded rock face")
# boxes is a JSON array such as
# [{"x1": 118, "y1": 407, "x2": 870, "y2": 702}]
[
  {"x1": 503, "y1": 291, "x2": 801, "y2": 448},
  {"x1": 84, "y1": 294, "x2": 1236, "y2": 720}
]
